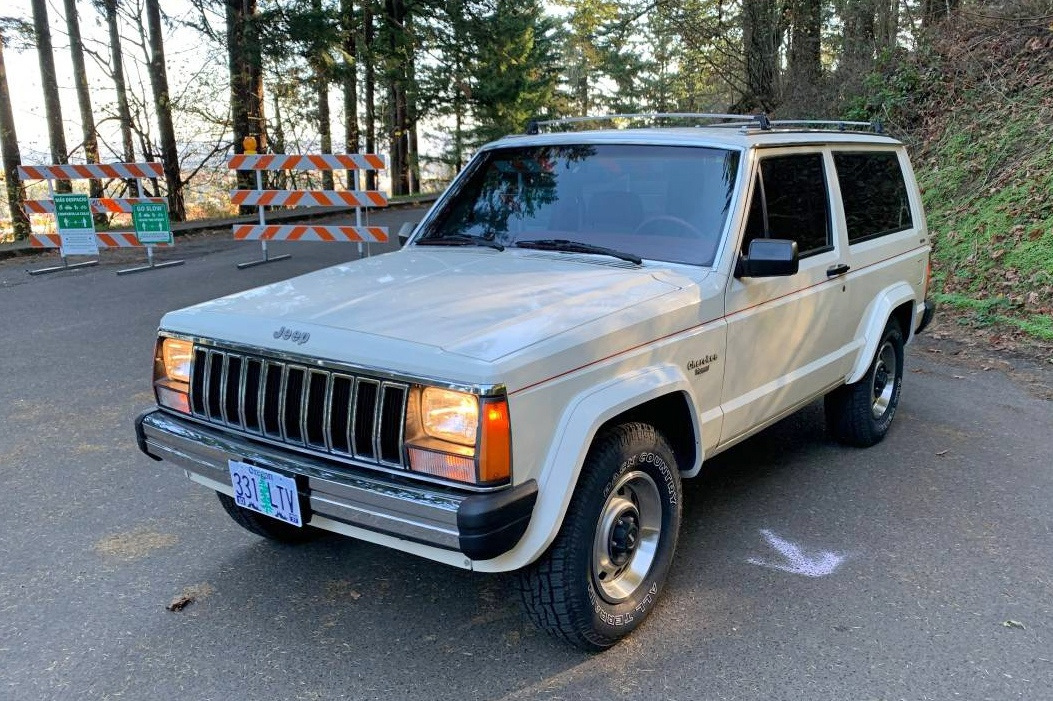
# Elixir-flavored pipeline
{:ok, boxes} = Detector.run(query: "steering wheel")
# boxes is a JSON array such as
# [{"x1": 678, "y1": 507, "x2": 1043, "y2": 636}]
[{"x1": 633, "y1": 215, "x2": 702, "y2": 239}]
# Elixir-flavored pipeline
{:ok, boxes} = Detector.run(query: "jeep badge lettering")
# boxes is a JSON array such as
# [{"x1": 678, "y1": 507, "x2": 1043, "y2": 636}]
[{"x1": 273, "y1": 326, "x2": 310, "y2": 345}]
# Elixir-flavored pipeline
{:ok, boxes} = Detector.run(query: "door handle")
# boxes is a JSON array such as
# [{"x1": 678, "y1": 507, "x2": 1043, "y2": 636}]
[{"x1": 826, "y1": 263, "x2": 851, "y2": 277}]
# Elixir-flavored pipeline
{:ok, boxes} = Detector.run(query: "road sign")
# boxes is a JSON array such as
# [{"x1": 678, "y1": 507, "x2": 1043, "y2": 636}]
[
  {"x1": 53, "y1": 193, "x2": 99, "y2": 256},
  {"x1": 131, "y1": 202, "x2": 173, "y2": 244}
]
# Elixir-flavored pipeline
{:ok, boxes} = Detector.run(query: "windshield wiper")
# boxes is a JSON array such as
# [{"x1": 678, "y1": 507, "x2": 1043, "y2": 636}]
[
  {"x1": 416, "y1": 234, "x2": 505, "y2": 251},
  {"x1": 514, "y1": 239, "x2": 642, "y2": 265}
]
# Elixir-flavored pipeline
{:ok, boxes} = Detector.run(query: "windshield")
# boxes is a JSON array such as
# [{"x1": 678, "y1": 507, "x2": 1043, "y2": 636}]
[{"x1": 418, "y1": 144, "x2": 740, "y2": 266}]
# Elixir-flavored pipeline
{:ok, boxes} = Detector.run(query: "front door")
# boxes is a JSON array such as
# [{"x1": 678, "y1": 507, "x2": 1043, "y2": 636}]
[{"x1": 720, "y1": 149, "x2": 854, "y2": 445}]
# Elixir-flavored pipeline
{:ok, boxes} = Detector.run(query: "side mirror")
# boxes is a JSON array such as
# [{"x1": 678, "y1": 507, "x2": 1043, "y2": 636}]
[
  {"x1": 735, "y1": 238, "x2": 799, "y2": 278},
  {"x1": 397, "y1": 221, "x2": 416, "y2": 248}
]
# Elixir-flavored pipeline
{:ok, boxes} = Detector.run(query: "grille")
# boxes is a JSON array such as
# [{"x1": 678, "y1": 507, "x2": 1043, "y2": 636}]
[{"x1": 189, "y1": 346, "x2": 408, "y2": 468}]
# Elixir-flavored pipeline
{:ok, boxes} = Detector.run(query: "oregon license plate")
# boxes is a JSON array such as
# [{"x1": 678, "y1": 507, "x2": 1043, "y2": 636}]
[{"x1": 227, "y1": 460, "x2": 303, "y2": 527}]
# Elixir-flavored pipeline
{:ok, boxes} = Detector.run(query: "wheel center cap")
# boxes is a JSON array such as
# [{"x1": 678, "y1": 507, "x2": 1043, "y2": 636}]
[{"x1": 609, "y1": 512, "x2": 640, "y2": 566}]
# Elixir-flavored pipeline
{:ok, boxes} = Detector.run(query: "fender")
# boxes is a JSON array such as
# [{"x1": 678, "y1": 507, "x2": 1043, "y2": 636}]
[
  {"x1": 846, "y1": 282, "x2": 916, "y2": 384},
  {"x1": 472, "y1": 363, "x2": 699, "y2": 573}
]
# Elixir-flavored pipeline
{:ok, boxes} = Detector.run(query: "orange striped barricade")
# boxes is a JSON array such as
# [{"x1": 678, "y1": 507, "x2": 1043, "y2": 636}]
[
  {"x1": 228, "y1": 153, "x2": 389, "y2": 269},
  {"x1": 17, "y1": 161, "x2": 184, "y2": 276}
]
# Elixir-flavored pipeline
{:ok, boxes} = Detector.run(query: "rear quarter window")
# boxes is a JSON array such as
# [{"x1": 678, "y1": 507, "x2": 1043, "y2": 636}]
[{"x1": 834, "y1": 152, "x2": 914, "y2": 244}]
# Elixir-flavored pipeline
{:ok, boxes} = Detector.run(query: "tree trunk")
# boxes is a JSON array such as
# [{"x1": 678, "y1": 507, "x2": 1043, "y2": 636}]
[
  {"x1": 341, "y1": 0, "x2": 360, "y2": 190},
  {"x1": 312, "y1": 0, "x2": 334, "y2": 190},
  {"x1": 922, "y1": 0, "x2": 959, "y2": 27},
  {"x1": 384, "y1": 0, "x2": 409, "y2": 196},
  {"x1": 738, "y1": 0, "x2": 780, "y2": 112},
  {"x1": 145, "y1": 0, "x2": 185, "y2": 221},
  {"x1": 876, "y1": 0, "x2": 899, "y2": 51},
  {"x1": 269, "y1": 88, "x2": 287, "y2": 190},
  {"x1": 363, "y1": 0, "x2": 377, "y2": 191},
  {"x1": 101, "y1": 1, "x2": 136, "y2": 171},
  {"x1": 405, "y1": 12, "x2": 418, "y2": 195},
  {"x1": 227, "y1": 0, "x2": 266, "y2": 211},
  {"x1": 0, "y1": 35, "x2": 31, "y2": 240},
  {"x1": 30, "y1": 0, "x2": 71, "y2": 193},
  {"x1": 784, "y1": 0, "x2": 823, "y2": 116},
  {"x1": 63, "y1": 0, "x2": 105, "y2": 224},
  {"x1": 840, "y1": 0, "x2": 877, "y2": 97}
]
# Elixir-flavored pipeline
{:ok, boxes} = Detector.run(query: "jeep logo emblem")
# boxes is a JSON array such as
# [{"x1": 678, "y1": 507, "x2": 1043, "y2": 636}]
[{"x1": 273, "y1": 326, "x2": 311, "y2": 345}]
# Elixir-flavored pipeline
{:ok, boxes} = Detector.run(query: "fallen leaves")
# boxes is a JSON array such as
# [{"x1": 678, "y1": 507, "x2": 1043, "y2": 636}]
[
  {"x1": 167, "y1": 594, "x2": 194, "y2": 612},
  {"x1": 165, "y1": 583, "x2": 215, "y2": 612}
]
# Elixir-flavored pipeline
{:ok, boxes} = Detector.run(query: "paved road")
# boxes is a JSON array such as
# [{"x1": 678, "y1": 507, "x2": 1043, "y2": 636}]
[{"x1": 1, "y1": 211, "x2": 1050, "y2": 700}]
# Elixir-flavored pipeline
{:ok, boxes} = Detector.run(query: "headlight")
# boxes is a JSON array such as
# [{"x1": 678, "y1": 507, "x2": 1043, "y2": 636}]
[
  {"x1": 153, "y1": 336, "x2": 193, "y2": 413},
  {"x1": 421, "y1": 388, "x2": 478, "y2": 446},
  {"x1": 405, "y1": 387, "x2": 511, "y2": 486},
  {"x1": 161, "y1": 338, "x2": 193, "y2": 383}
]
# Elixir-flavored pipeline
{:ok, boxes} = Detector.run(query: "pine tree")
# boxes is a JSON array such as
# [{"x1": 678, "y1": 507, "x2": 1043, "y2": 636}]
[
  {"x1": 29, "y1": 0, "x2": 72, "y2": 193},
  {"x1": 0, "y1": 28, "x2": 31, "y2": 240}
]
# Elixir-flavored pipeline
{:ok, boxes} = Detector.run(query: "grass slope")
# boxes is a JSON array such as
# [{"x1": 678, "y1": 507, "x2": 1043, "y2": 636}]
[{"x1": 911, "y1": 16, "x2": 1053, "y2": 341}]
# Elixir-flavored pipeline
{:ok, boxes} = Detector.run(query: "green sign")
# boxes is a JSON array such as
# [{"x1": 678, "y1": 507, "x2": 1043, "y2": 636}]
[
  {"x1": 53, "y1": 193, "x2": 98, "y2": 256},
  {"x1": 132, "y1": 202, "x2": 173, "y2": 244}
]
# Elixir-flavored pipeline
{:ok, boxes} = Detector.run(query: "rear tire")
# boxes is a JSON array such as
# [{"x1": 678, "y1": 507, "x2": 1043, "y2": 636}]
[
  {"x1": 516, "y1": 422, "x2": 682, "y2": 651},
  {"x1": 217, "y1": 492, "x2": 321, "y2": 544},
  {"x1": 826, "y1": 319, "x2": 904, "y2": 447}
]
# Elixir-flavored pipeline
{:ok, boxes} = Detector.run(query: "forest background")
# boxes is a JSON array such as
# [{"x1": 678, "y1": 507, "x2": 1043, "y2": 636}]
[{"x1": 0, "y1": 0, "x2": 1050, "y2": 341}]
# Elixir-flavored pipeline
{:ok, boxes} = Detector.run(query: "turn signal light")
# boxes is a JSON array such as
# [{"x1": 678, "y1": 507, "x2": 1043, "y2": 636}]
[{"x1": 478, "y1": 399, "x2": 511, "y2": 484}]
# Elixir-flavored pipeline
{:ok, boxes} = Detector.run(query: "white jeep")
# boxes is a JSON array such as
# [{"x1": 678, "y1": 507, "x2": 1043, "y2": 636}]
[{"x1": 136, "y1": 115, "x2": 935, "y2": 650}]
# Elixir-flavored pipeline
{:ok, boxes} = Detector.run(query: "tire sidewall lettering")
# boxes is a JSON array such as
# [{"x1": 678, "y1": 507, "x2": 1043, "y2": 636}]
[
  {"x1": 588, "y1": 578, "x2": 661, "y2": 630},
  {"x1": 606, "y1": 449, "x2": 677, "y2": 505},
  {"x1": 588, "y1": 437, "x2": 681, "y2": 634}
]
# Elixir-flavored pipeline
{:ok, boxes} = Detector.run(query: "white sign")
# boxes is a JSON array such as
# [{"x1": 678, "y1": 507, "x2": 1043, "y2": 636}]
[{"x1": 53, "y1": 193, "x2": 99, "y2": 256}]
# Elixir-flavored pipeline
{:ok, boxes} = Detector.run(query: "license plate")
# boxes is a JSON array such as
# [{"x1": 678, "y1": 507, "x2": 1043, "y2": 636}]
[{"x1": 227, "y1": 460, "x2": 303, "y2": 527}]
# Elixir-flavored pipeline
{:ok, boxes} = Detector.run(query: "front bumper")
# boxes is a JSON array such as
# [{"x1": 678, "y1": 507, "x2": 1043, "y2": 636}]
[{"x1": 135, "y1": 410, "x2": 536, "y2": 564}]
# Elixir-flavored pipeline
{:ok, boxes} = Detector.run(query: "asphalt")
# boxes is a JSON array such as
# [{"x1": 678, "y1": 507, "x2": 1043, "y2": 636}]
[{"x1": 0, "y1": 219, "x2": 1050, "y2": 701}]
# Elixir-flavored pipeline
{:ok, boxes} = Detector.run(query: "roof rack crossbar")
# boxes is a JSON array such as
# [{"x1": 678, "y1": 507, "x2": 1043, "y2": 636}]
[
  {"x1": 763, "y1": 119, "x2": 883, "y2": 133},
  {"x1": 524, "y1": 113, "x2": 886, "y2": 136},
  {"x1": 525, "y1": 112, "x2": 768, "y2": 135}
]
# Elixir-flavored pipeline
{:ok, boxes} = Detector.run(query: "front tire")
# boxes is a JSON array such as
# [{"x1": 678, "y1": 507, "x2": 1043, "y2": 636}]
[
  {"x1": 517, "y1": 423, "x2": 682, "y2": 651},
  {"x1": 217, "y1": 492, "x2": 321, "y2": 544},
  {"x1": 826, "y1": 319, "x2": 905, "y2": 447}
]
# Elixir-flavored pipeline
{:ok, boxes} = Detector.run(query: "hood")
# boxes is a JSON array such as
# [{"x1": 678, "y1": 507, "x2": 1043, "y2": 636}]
[{"x1": 161, "y1": 248, "x2": 696, "y2": 366}]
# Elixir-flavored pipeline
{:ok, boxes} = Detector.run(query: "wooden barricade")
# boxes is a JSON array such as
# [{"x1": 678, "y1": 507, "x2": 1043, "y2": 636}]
[
  {"x1": 227, "y1": 152, "x2": 389, "y2": 269},
  {"x1": 17, "y1": 161, "x2": 184, "y2": 276}
]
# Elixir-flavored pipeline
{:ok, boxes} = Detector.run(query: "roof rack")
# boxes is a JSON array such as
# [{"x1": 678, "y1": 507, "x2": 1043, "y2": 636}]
[
  {"x1": 524, "y1": 113, "x2": 884, "y2": 135},
  {"x1": 525, "y1": 113, "x2": 770, "y2": 134}
]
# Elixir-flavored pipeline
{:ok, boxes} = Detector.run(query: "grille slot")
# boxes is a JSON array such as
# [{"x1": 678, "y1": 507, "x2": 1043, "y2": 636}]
[
  {"x1": 282, "y1": 366, "x2": 306, "y2": 443},
  {"x1": 206, "y1": 351, "x2": 224, "y2": 420},
  {"x1": 305, "y1": 371, "x2": 329, "y2": 449},
  {"x1": 224, "y1": 356, "x2": 242, "y2": 427},
  {"x1": 329, "y1": 375, "x2": 353, "y2": 454},
  {"x1": 243, "y1": 359, "x2": 263, "y2": 432},
  {"x1": 353, "y1": 379, "x2": 379, "y2": 459},
  {"x1": 262, "y1": 363, "x2": 283, "y2": 437},
  {"x1": 188, "y1": 347, "x2": 410, "y2": 470}
]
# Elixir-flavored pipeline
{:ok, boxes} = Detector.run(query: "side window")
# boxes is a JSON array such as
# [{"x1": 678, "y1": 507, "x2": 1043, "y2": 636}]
[
  {"x1": 742, "y1": 153, "x2": 832, "y2": 258},
  {"x1": 834, "y1": 151, "x2": 914, "y2": 243}
]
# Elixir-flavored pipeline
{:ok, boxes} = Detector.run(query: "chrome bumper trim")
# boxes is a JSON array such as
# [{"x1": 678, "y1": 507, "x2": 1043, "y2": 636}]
[{"x1": 138, "y1": 410, "x2": 463, "y2": 550}]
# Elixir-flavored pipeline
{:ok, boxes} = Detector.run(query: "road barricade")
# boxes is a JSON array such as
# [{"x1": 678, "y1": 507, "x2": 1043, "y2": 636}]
[
  {"x1": 228, "y1": 153, "x2": 389, "y2": 269},
  {"x1": 17, "y1": 161, "x2": 184, "y2": 276}
]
